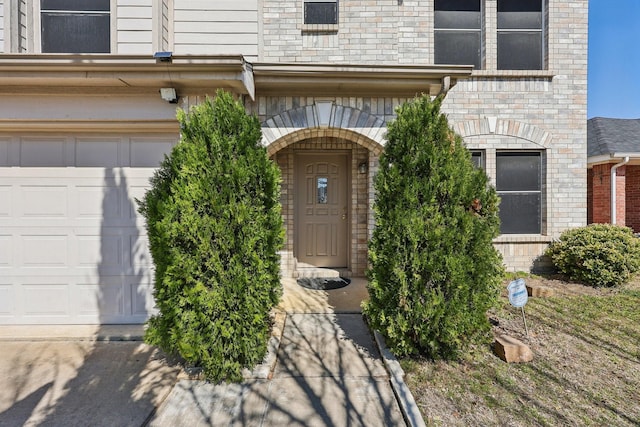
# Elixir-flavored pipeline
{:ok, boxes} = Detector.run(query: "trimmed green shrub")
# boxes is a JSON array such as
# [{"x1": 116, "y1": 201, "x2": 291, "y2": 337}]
[
  {"x1": 138, "y1": 90, "x2": 284, "y2": 382},
  {"x1": 363, "y1": 95, "x2": 504, "y2": 359},
  {"x1": 545, "y1": 224, "x2": 640, "y2": 287}
]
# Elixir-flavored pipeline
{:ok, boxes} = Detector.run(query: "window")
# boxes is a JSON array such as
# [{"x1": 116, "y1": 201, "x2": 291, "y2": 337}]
[
  {"x1": 434, "y1": 0, "x2": 482, "y2": 69},
  {"x1": 496, "y1": 152, "x2": 542, "y2": 234},
  {"x1": 497, "y1": 0, "x2": 543, "y2": 70},
  {"x1": 470, "y1": 150, "x2": 484, "y2": 168},
  {"x1": 304, "y1": 1, "x2": 338, "y2": 25},
  {"x1": 41, "y1": 0, "x2": 110, "y2": 53}
]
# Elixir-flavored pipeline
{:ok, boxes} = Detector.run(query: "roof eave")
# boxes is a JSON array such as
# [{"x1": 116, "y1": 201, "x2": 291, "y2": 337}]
[{"x1": 252, "y1": 62, "x2": 474, "y2": 97}]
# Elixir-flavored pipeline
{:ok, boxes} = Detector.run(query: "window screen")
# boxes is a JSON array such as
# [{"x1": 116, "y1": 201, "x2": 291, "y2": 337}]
[
  {"x1": 434, "y1": 0, "x2": 482, "y2": 69},
  {"x1": 304, "y1": 1, "x2": 338, "y2": 25},
  {"x1": 497, "y1": 0, "x2": 543, "y2": 70},
  {"x1": 41, "y1": 0, "x2": 110, "y2": 53},
  {"x1": 496, "y1": 152, "x2": 542, "y2": 234}
]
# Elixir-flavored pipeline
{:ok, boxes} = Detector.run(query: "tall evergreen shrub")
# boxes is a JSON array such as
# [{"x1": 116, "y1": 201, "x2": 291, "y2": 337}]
[
  {"x1": 364, "y1": 95, "x2": 504, "y2": 359},
  {"x1": 138, "y1": 90, "x2": 283, "y2": 382}
]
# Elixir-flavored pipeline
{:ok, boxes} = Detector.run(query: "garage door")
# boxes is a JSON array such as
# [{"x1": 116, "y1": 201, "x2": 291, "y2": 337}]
[{"x1": 0, "y1": 135, "x2": 177, "y2": 324}]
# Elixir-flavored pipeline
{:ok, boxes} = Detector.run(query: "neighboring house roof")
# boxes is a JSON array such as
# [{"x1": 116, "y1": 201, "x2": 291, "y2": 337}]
[{"x1": 588, "y1": 117, "x2": 640, "y2": 158}]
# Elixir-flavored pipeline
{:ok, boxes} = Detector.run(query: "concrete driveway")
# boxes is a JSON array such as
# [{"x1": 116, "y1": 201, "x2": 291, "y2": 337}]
[{"x1": 0, "y1": 340, "x2": 180, "y2": 427}]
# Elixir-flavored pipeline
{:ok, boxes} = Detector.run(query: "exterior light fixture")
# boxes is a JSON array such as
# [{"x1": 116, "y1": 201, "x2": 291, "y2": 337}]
[
  {"x1": 160, "y1": 87, "x2": 178, "y2": 103},
  {"x1": 358, "y1": 161, "x2": 368, "y2": 174}
]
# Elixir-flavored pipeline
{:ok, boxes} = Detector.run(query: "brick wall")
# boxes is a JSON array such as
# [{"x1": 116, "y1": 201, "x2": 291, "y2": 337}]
[
  {"x1": 257, "y1": 0, "x2": 588, "y2": 273},
  {"x1": 626, "y1": 166, "x2": 640, "y2": 232}
]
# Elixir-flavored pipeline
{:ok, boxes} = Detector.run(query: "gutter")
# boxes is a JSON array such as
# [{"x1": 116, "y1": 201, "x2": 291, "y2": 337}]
[{"x1": 611, "y1": 156, "x2": 630, "y2": 225}]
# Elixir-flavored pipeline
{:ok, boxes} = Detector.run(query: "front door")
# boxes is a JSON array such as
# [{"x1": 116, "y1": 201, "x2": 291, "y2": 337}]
[{"x1": 295, "y1": 153, "x2": 349, "y2": 268}]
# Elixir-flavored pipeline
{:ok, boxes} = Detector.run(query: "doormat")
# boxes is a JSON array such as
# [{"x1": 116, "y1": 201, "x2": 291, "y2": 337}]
[{"x1": 297, "y1": 277, "x2": 351, "y2": 291}]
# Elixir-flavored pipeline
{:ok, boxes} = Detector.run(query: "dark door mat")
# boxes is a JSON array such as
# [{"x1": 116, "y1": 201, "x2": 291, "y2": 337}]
[{"x1": 297, "y1": 277, "x2": 351, "y2": 290}]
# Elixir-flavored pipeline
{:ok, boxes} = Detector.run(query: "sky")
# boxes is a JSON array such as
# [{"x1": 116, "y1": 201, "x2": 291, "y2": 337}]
[{"x1": 588, "y1": 0, "x2": 640, "y2": 119}]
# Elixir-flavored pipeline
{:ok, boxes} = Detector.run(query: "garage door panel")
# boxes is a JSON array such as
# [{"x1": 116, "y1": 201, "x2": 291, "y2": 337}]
[
  {"x1": 76, "y1": 139, "x2": 121, "y2": 168},
  {"x1": 130, "y1": 236, "x2": 152, "y2": 267},
  {"x1": 130, "y1": 139, "x2": 174, "y2": 167},
  {"x1": 77, "y1": 235, "x2": 123, "y2": 268},
  {"x1": 0, "y1": 139, "x2": 8, "y2": 166},
  {"x1": 130, "y1": 282, "x2": 156, "y2": 316},
  {"x1": 0, "y1": 235, "x2": 11, "y2": 266},
  {"x1": 22, "y1": 284, "x2": 69, "y2": 317},
  {"x1": 76, "y1": 185, "x2": 123, "y2": 219},
  {"x1": 0, "y1": 284, "x2": 14, "y2": 315},
  {"x1": 0, "y1": 186, "x2": 11, "y2": 216},
  {"x1": 21, "y1": 185, "x2": 68, "y2": 217},
  {"x1": 78, "y1": 282, "x2": 125, "y2": 317},
  {"x1": 22, "y1": 235, "x2": 68, "y2": 266},
  {"x1": 20, "y1": 139, "x2": 67, "y2": 167}
]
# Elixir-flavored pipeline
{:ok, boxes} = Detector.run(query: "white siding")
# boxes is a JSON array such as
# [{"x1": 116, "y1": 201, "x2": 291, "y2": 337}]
[
  {"x1": 161, "y1": 0, "x2": 170, "y2": 51},
  {"x1": 18, "y1": 0, "x2": 26, "y2": 52},
  {"x1": 0, "y1": 1, "x2": 4, "y2": 53},
  {"x1": 173, "y1": 0, "x2": 258, "y2": 59},
  {"x1": 117, "y1": 0, "x2": 153, "y2": 54},
  {"x1": 0, "y1": 135, "x2": 178, "y2": 324}
]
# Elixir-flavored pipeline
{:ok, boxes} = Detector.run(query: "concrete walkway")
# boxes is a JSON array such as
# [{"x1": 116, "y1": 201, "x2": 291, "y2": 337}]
[
  {"x1": 149, "y1": 313, "x2": 406, "y2": 426},
  {"x1": 0, "y1": 278, "x2": 412, "y2": 426}
]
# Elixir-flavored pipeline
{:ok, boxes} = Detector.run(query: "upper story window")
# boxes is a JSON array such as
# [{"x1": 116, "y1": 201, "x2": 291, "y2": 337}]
[
  {"x1": 496, "y1": 152, "x2": 542, "y2": 234},
  {"x1": 434, "y1": 0, "x2": 482, "y2": 69},
  {"x1": 497, "y1": 0, "x2": 543, "y2": 70},
  {"x1": 304, "y1": 1, "x2": 338, "y2": 25},
  {"x1": 41, "y1": 0, "x2": 110, "y2": 53}
]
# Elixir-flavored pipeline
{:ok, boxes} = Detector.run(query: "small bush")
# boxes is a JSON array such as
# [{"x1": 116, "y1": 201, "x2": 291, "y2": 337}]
[
  {"x1": 138, "y1": 90, "x2": 283, "y2": 382},
  {"x1": 546, "y1": 224, "x2": 640, "y2": 287},
  {"x1": 364, "y1": 95, "x2": 504, "y2": 359}
]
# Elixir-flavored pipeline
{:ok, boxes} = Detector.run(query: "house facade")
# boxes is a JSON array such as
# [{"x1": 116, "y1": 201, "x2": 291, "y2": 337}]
[
  {"x1": 0, "y1": 0, "x2": 588, "y2": 325},
  {"x1": 588, "y1": 117, "x2": 640, "y2": 232}
]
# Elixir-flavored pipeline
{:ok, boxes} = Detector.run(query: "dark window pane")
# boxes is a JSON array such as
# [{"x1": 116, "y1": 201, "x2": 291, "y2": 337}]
[
  {"x1": 498, "y1": 11, "x2": 541, "y2": 29},
  {"x1": 498, "y1": 0, "x2": 541, "y2": 13},
  {"x1": 497, "y1": 32, "x2": 542, "y2": 70},
  {"x1": 304, "y1": 2, "x2": 337, "y2": 25},
  {"x1": 499, "y1": 193, "x2": 541, "y2": 234},
  {"x1": 470, "y1": 151, "x2": 483, "y2": 168},
  {"x1": 435, "y1": 31, "x2": 481, "y2": 68},
  {"x1": 496, "y1": 153, "x2": 540, "y2": 191},
  {"x1": 42, "y1": 0, "x2": 109, "y2": 11},
  {"x1": 41, "y1": 13, "x2": 110, "y2": 53},
  {"x1": 435, "y1": 10, "x2": 481, "y2": 29},
  {"x1": 435, "y1": 0, "x2": 480, "y2": 12}
]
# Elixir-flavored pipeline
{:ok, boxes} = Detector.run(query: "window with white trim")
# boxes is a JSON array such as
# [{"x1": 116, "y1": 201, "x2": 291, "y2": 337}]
[
  {"x1": 434, "y1": 0, "x2": 482, "y2": 69},
  {"x1": 497, "y1": 0, "x2": 544, "y2": 70},
  {"x1": 304, "y1": 0, "x2": 338, "y2": 25},
  {"x1": 496, "y1": 152, "x2": 542, "y2": 234},
  {"x1": 41, "y1": 0, "x2": 110, "y2": 53}
]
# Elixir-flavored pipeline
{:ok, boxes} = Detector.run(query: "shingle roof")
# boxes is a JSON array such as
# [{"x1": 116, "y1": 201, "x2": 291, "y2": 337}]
[{"x1": 588, "y1": 117, "x2": 640, "y2": 158}]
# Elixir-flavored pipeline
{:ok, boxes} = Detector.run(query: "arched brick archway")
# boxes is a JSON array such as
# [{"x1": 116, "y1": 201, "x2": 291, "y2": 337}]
[
  {"x1": 260, "y1": 102, "x2": 385, "y2": 278},
  {"x1": 261, "y1": 102, "x2": 386, "y2": 155},
  {"x1": 453, "y1": 118, "x2": 552, "y2": 147}
]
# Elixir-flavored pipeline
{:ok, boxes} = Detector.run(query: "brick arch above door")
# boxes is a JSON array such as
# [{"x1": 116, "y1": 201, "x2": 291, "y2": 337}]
[{"x1": 261, "y1": 102, "x2": 386, "y2": 156}]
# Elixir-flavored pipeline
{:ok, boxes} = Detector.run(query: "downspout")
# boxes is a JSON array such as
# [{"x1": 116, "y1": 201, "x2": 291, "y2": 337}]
[{"x1": 611, "y1": 156, "x2": 630, "y2": 225}]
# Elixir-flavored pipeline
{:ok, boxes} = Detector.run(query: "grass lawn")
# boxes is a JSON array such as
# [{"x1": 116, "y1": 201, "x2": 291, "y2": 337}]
[{"x1": 400, "y1": 276, "x2": 640, "y2": 426}]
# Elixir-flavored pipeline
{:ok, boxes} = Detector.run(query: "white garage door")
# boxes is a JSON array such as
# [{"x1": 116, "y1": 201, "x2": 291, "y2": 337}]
[{"x1": 0, "y1": 135, "x2": 177, "y2": 324}]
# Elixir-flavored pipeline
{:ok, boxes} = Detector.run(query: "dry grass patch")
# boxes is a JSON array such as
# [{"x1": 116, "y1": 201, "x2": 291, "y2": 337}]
[{"x1": 401, "y1": 276, "x2": 640, "y2": 426}]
